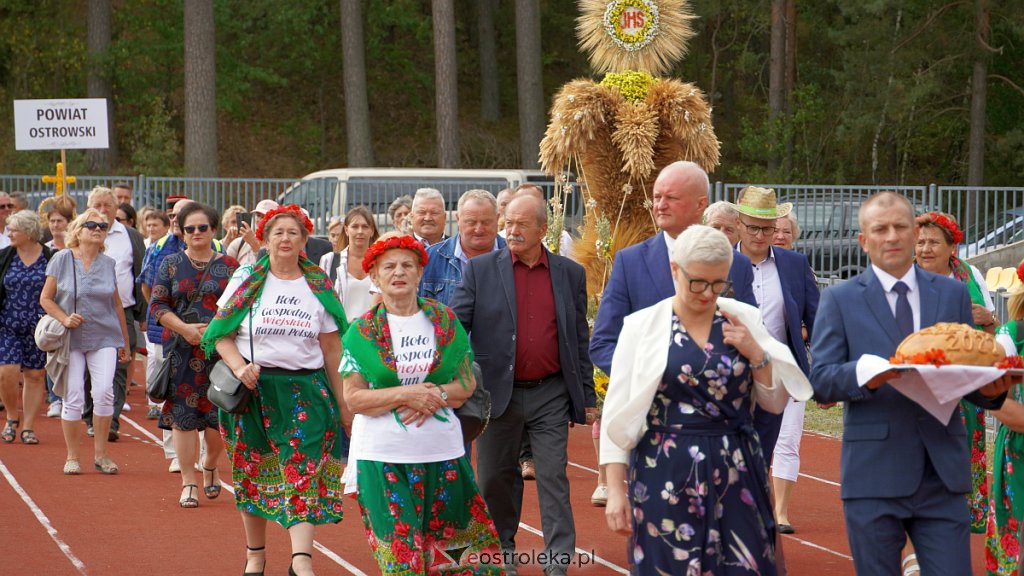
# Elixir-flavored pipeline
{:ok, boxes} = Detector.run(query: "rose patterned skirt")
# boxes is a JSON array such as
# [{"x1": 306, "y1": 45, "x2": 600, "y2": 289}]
[
  {"x1": 356, "y1": 457, "x2": 505, "y2": 575},
  {"x1": 219, "y1": 368, "x2": 345, "y2": 528}
]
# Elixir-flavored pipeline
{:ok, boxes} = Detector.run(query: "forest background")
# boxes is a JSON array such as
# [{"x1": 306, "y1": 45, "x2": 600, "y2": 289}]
[{"x1": 0, "y1": 0, "x2": 1021, "y2": 186}]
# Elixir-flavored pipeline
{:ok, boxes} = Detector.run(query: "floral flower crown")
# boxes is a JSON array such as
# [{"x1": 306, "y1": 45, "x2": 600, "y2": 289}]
[
  {"x1": 362, "y1": 235, "x2": 428, "y2": 273},
  {"x1": 256, "y1": 204, "x2": 314, "y2": 241},
  {"x1": 922, "y1": 212, "x2": 963, "y2": 245}
]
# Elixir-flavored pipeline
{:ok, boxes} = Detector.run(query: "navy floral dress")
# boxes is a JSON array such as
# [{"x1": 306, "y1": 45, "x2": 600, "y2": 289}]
[
  {"x1": 150, "y1": 253, "x2": 239, "y2": 431},
  {"x1": 0, "y1": 254, "x2": 48, "y2": 370},
  {"x1": 629, "y1": 311, "x2": 776, "y2": 575}
]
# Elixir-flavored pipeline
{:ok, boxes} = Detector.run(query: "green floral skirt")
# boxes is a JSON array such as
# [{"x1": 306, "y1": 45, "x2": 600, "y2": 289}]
[
  {"x1": 220, "y1": 368, "x2": 345, "y2": 528},
  {"x1": 356, "y1": 457, "x2": 505, "y2": 575}
]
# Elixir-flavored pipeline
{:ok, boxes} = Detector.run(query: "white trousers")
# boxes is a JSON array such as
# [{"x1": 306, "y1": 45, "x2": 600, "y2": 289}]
[
  {"x1": 771, "y1": 397, "x2": 805, "y2": 482},
  {"x1": 62, "y1": 348, "x2": 117, "y2": 421},
  {"x1": 144, "y1": 339, "x2": 177, "y2": 459}
]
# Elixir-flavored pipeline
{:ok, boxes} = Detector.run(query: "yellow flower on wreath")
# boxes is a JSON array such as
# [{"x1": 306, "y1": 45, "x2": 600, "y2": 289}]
[{"x1": 599, "y1": 70, "x2": 656, "y2": 102}]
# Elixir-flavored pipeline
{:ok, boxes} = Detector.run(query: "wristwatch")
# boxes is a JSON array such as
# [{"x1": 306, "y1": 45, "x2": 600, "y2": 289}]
[
  {"x1": 438, "y1": 386, "x2": 449, "y2": 402},
  {"x1": 750, "y1": 351, "x2": 772, "y2": 370}
]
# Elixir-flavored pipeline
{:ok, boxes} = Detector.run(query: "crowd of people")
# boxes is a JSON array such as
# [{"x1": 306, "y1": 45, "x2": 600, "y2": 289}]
[{"x1": 0, "y1": 169, "x2": 1021, "y2": 576}]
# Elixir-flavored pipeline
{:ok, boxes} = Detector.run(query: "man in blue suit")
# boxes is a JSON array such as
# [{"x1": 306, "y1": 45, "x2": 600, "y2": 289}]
[
  {"x1": 590, "y1": 161, "x2": 757, "y2": 374},
  {"x1": 811, "y1": 191, "x2": 1013, "y2": 575},
  {"x1": 733, "y1": 187, "x2": 818, "y2": 461}
]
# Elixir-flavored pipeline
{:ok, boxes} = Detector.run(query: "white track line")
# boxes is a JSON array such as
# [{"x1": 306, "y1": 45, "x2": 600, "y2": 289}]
[
  {"x1": 517, "y1": 522, "x2": 629, "y2": 574},
  {"x1": 123, "y1": 416, "x2": 368, "y2": 575},
  {"x1": 798, "y1": 472, "x2": 841, "y2": 487},
  {"x1": 0, "y1": 459, "x2": 88, "y2": 574},
  {"x1": 782, "y1": 534, "x2": 853, "y2": 560}
]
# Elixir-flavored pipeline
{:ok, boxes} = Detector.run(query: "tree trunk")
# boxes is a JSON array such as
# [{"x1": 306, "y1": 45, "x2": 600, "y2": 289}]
[
  {"x1": 478, "y1": 0, "x2": 500, "y2": 123},
  {"x1": 340, "y1": 0, "x2": 374, "y2": 167},
  {"x1": 768, "y1": 0, "x2": 786, "y2": 173},
  {"x1": 515, "y1": 0, "x2": 544, "y2": 170},
  {"x1": 783, "y1": 0, "x2": 796, "y2": 175},
  {"x1": 967, "y1": 0, "x2": 989, "y2": 186},
  {"x1": 86, "y1": 0, "x2": 117, "y2": 172},
  {"x1": 432, "y1": 0, "x2": 460, "y2": 168},
  {"x1": 183, "y1": 0, "x2": 218, "y2": 177}
]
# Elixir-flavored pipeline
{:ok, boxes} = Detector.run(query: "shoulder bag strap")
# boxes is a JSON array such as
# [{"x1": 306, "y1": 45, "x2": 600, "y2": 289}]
[
  {"x1": 328, "y1": 251, "x2": 341, "y2": 284},
  {"x1": 170, "y1": 254, "x2": 218, "y2": 349},
  {"x1": 69, "y1": 251, "x2": 77, "y2": 314}
]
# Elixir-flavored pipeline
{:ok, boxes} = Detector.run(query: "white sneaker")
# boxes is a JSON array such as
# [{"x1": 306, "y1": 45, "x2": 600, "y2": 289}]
[
  {"x1": 47, "y1": 402, "x2": 62, "y2": 418},
  {"x1": 591, "y1": 484, "x2": 608, "y2": 507},
  {"x1": 122, "y1": 402, "x2": 132, "y2": 412},
  {"x1": 168, "y1": 458, "x2": 181, "y2": 473}
]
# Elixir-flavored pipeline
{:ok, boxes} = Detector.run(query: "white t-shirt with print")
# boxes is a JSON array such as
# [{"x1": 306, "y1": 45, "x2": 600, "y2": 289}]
[
  {"x1": 342, "y1": 310, "x2": 464, "y2": 492},
  {"x1": 217, "y1": 268, "x2": 338, "y2": 370}
]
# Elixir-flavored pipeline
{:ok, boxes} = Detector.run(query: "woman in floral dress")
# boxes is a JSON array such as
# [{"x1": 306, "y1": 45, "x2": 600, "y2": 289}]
[
  {"x1": 201, "y1": 205, "x2": 349, "y2": 576},
  {"x1": 150, "y1": 203, "x2": 239, "y2": 507},
  {"x1": 341, "y1": 234, "x2": 504, "y2": 575},
  {"x1": 989, "y1": 268, "x2": 1024, "y2": 575},
  {"x1": 601, "y1": 226, "x2": 811, "y2": 575}
]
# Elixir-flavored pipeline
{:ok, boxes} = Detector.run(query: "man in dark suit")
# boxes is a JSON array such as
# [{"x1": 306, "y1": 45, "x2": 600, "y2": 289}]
[
  {"x1": 451, "y1": 194, "x2": 596, "y2": 576},
  {"x1": 733, "y1": 186, "x2": 819, "y2": 459},
  {"x1": 590, "y1": 161, "x2": 757, "y2": 374},
  {"x1": 811, "y1": 191, "x2": 1013, "y2": 575}
]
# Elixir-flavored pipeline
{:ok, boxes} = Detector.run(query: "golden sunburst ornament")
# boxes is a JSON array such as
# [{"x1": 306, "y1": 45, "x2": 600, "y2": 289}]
[{"x1": 577, "y1": 0, "x2": 697, "y2": 76}]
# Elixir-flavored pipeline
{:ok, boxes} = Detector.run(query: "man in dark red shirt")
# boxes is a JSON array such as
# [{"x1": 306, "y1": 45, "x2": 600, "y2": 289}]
[{"x1": 452, "y1": 194, "x2": 596, "y2": 576}]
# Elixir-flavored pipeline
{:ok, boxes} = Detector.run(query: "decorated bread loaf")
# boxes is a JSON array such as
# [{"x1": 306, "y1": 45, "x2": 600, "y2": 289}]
[{"x1": 895, "y1": 322, "x2": 1004, "y2": 366}]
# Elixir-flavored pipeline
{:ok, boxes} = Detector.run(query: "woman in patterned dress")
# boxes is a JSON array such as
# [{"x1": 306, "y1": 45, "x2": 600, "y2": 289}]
[
  {"x1": 988, "y1": 267, "x2": 1024, "y2": 575},
  {"x1": 601, "y1": 226, "x2": 811, "y2": 575},
  {"x1": 151, "y1": 203, "x2": 239, "y2": 508},
  {"x1": 201, "y1": 205, "x2": 349, "y2": 576},
  {"x1": 915, "y1": 212, "x2": 998, "y2": 537},
  {"x1": 0, "y1": 211, "x2": 56, "y2": 444},
  {"x1": 341, "y1": 234, "x2": 504, "y2": 575}
]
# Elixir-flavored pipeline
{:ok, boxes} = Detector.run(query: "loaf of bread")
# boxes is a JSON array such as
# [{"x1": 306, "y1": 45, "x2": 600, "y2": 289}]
[{"x1": 895, "y1": 322, "x2": 1004, "y2": 366}]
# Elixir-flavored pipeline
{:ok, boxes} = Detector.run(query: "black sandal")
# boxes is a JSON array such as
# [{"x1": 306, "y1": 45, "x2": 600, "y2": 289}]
[
  {"x1": 19, "y1": 429, "x2": 38, "y2": 444},
  {"x1": 289, "y1": 552, "x2": 312, "y2": 576},
  {"x1": 202, "y1": 466, "x2": 222, "y2": 499},
  {"x1": 1, "y1": 419, "x2": 18, "y2": 443},
  {"x1": 179, "y1": 484, "x2": 199, "y2": 508},
  {"x1": 243, "y1": 546, "x2": 265, "y2": 576}
]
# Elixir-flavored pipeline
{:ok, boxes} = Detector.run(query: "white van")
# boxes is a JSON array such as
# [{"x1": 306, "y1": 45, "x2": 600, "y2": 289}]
[{"x1": 277, "y1": 168, "x2": 556, "y2": 235}]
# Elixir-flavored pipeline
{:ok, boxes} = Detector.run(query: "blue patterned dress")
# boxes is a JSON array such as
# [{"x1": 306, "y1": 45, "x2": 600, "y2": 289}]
[
  {"x1": 0, "y1": 254, "x2": 48, "y2": 369},
  {"x1": 629, "y1": 311, "x2": 776, "y2": 575}
]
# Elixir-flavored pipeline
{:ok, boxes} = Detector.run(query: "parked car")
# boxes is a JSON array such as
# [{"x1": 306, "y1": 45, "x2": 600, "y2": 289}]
[{"x1": 959, "y1": 211, "x2": 1024, "y2": 259}]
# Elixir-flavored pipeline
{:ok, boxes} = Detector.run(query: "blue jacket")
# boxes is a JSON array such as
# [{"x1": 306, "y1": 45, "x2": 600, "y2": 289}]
[
  {"x1": 418, "y1": 234, "x2": 506, "y2": 306},
  {"x1": 139, "y1": 234, "x2": 224, "y2": 344},
  {"x1": 756, "y1": 246, "x2": 819, "y2": 375},
  {"x1": 589, "y1": 233, "x2": 757, "y2": 373},
  {"x1": 810, "y1": 265, "x2": 1005, "y2": 500}
]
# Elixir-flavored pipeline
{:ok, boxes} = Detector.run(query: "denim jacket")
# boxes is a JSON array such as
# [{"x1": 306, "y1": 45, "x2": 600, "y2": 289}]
[{"x1": 418, "y1": 234, "x2": 505, "y2": 305}]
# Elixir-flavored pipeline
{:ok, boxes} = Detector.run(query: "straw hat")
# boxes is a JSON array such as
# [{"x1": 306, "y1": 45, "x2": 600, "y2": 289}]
[{"x1": 731, "y1": 186, "x2": 792, "y2": 219}]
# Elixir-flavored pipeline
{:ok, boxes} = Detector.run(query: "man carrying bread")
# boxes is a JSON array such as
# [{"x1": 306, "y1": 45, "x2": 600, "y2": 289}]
[{"x1": 810, "y1": 191, "x2": 1016, "y2": 575}]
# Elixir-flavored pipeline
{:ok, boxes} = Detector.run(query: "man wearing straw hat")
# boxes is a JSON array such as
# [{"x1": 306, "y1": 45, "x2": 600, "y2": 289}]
[{"x1": 732, "y1": 186, "x2": 819, "y2": 535}]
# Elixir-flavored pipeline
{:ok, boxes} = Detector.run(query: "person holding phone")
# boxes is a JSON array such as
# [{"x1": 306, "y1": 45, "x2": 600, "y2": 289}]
[
  {"x1": 227, "y1": 199, "x2": 277, "y2": 266},
  {"x1": 220, "y1": 204, "x2": 247, "y2": 247}
]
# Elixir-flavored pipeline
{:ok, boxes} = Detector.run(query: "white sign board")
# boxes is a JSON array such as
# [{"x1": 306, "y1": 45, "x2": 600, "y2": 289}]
[{"x1": 13, "y1": 98, "x2": 109, "y2": 150}]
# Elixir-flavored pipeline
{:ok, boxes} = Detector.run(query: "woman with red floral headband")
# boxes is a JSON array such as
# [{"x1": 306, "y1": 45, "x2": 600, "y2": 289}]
[
  {"x1": 200, "y1": 204, "x2": 349, "y2": 576},
  {"x1": 340, "y1": 233, "x2": 504, "y2": 575},
  {"x1": 914, "y1": 212, "x2": 997, "y2": 543}
]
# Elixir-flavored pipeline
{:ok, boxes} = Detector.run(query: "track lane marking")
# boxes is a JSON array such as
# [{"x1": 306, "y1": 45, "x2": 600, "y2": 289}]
[
  {"x1": 0, "y1": 459, "x2": 89, "y2": 575},
  {"x1": 123, "y1": 415, "x2": 369, "y2": 575},
  {"x1": 516, "y1": 522, "x2": 629, "y2": 574},
  {"x1": 782, "y1": 534, "x2": 853, "y2": 560}
]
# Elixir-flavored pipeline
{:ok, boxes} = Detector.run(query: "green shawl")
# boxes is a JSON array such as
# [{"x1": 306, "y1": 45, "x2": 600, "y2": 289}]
[
  {"x1": 341, "y1": 298, "x2": 472, "y2": 427},
  {"x1": 200, "y1": 254, "x2": 348, "y2": 356}
]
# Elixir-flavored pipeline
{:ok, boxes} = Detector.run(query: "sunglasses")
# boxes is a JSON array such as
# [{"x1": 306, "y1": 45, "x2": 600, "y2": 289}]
[
  {"x1": 183, "y1": 224, "x2": 211, "y2": 234},
  {"x1": 83, "y1": 221, "x2": 110, "y2": 231},
  {"x1": 0, "y1": 204, "x2": 13, "y2": 210}
]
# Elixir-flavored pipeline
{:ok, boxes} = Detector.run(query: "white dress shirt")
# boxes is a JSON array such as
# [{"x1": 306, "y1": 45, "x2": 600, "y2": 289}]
[
  {"x1": 740, "y1": 244, "x2": 787, "y2": 343},
  {"x1": 0, "y1": 228, "x2": 9, "y2": 250},
  {"x1": 872, "y1": 264, "x2": 921, "y2": 332},
  {"x1": 105, "y1": 221, "x2": 136, "y2": 307}
]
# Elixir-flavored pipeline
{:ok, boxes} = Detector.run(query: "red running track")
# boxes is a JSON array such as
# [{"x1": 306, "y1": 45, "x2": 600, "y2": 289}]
[{"x1": 0, "y1": 381, "x2": 990, "y2": 574}]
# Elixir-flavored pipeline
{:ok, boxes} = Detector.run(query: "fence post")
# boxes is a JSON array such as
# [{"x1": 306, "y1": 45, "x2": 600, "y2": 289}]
[
  {"x1": 928, "y1": 183, "x2": 938, "y2": 212},
  {"x1": 714, "y1": 181, "x2": 722, "y2": 202}
]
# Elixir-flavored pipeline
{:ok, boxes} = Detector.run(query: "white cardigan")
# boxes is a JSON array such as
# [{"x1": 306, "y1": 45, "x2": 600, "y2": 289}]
[{"x1": 599, "y1": 297, "x2": 813, "y2": 465}]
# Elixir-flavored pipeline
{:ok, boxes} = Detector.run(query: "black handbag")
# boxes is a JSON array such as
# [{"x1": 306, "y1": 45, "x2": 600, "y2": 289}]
[
  {"x1": 456, "y1": 362, "x2": 491, "y2": 443},
  {"x1": 207, "y1": 313, "x2": 254, "y2": 414},
  {"x1": 147, "y1": 256, "x2": 216, "y2": 403}
]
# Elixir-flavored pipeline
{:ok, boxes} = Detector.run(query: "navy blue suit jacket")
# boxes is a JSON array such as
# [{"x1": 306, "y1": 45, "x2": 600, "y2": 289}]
[
  {"x1": 810, "y1": 265, "x2": 1005, "y2": 500},
  {"x1": 590, "y1": 233, "x2": 757, "y2": 373},
  {"x1": 763, "y1": 246, "x2": 819, "y2": 375}
]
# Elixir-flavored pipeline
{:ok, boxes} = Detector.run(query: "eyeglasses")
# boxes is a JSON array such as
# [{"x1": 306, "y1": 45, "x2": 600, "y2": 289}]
[
  {"x1": 183, "y1": 224, "x2": 210, "y2": 234},
  {"x1": 680, "y1": 268, "x2": 733, "y2": 295},
  {"x1": 740, "y1": 221, "x2": 777, "y2": 236},
  {"x1": 0, "y1": 204, "x2": 13, "y2": 210},
  {"x1": 83, "y1": 221, "x2": 110, "y2": 231}
]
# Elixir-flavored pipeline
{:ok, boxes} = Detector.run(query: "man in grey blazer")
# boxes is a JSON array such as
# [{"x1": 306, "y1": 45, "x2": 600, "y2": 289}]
[
  {"x1": 811, "y1": 191, "x2": 1013, "y2": 575},
  {"x1": 451, "y1": 194, "x2": 596, "y2": 576}
]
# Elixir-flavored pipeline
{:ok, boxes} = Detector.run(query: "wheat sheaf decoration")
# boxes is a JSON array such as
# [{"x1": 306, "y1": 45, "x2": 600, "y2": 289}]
[{"x1": 577, "y1": 0, "x2": 697, "y2": 76}]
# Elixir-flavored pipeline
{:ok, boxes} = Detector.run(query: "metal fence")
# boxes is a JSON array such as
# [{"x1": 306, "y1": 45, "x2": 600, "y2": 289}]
[{"x1": 2, "y1": 174, "x2": 1022, "y2": 268}]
